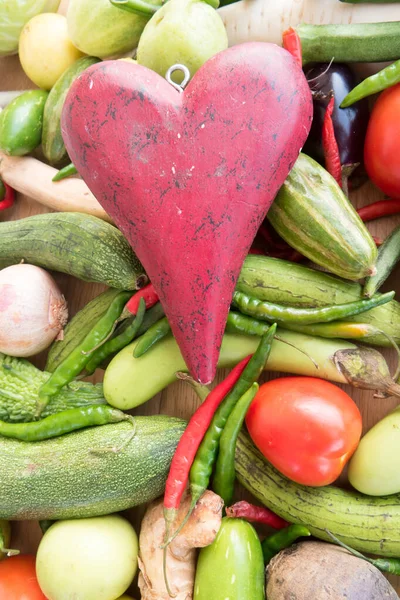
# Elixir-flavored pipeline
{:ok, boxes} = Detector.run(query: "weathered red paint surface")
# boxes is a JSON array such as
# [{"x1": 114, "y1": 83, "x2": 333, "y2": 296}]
[{"x1": 62, "y1": 43, "x2": 312, "y2": 384}]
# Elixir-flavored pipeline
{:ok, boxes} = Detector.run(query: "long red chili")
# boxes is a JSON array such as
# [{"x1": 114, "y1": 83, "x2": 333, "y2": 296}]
[
  {"x1": 322, "y1": 97, "x2": 342, "y2": 188},
  {"x1": 0, "y1": 180, "x2": 15, "y2": 211},
  {"x1": 226, "y1": 500, "x2": 289, "y2": 530},
  {"x1": 282, "y1": 27, "x2": 303, "y2": 68},
  {"x1": 124, "y1": 283, "x2": 159, "y2": 315},
  {"x1": 357, "y1": 199, "x2": 400, "y2": 222},
  {"x1": 163, "y1": 356, "x2": 252, "y2": 519}
]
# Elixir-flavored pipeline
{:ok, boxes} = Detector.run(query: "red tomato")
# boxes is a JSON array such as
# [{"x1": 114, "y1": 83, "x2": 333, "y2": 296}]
[
  {"x1": 0, "y1": 555, "x2": 47, "y2": 599},
  {"x1": 245, "y1": 377, "x2": 362, "y2": 487},
  {"x1": 364, "y1": 83, "x2": 400, "y2": 197}
]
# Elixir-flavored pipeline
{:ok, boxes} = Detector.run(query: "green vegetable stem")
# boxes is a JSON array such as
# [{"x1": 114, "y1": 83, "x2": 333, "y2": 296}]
[
  {"x1": 262, "y1": 524, "x2": 311, "y2": 564},
  {"x1": 52, "y1": 162, "x2": 78, "y2": 182}
]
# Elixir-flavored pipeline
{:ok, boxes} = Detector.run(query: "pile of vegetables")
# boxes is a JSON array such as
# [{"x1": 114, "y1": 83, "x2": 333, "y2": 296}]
[{"x1": 1, "y1": 0, "x2": 400, "y2": 598}]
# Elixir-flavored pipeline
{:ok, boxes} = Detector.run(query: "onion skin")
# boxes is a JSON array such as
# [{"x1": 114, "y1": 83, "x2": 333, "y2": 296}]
[{"x1": 0, "y1": 264, "x2": 68, "y2": 357}]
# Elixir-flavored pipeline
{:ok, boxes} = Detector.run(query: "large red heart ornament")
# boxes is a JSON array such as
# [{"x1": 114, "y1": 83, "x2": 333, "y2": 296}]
[{"x1": 62, "y1": 42, "x2": 312, "y2": 384}]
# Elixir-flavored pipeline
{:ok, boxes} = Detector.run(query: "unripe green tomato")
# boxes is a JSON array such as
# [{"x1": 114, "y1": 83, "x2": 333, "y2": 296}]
[
  {"x1": 194, "y1": 517, "x2": 265, "y2": 600},
  {"x1": 0, "y1": 90, "x2": 48, "y2": 156},
  {"x1": 36, "y1": 515, "x2": 139, "y2": 600},
  {"x1": 137, "y1": 0, "x2": 228, "y2": 83},
  {"x1": 348, "y1": 405, "x2": 400, "y2": 496}
]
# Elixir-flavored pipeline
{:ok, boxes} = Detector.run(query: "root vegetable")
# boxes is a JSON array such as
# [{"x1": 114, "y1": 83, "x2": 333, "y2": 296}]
[
  {"x1": 138, "y1": 490, "x2": 223, "y2": 600},
  {"x1": 0, "y1": 264, "x2": 67, "y2": 357},
  {"x1": 266, "y1": 541, "x2": 399, "y2": 600}
]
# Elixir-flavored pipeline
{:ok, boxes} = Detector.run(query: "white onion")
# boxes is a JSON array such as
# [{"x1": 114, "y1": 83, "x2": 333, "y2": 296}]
[{"x1": 0, "y1": 264, "x2": 68, "y2": 357}]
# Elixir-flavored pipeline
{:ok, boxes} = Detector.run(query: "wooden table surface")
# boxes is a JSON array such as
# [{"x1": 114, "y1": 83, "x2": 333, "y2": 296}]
[{"x1": 1, "y1": 2, "x2": 400, "y2": 595}]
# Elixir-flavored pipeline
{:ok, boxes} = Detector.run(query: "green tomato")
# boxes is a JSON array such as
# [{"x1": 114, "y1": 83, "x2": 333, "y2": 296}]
[
  {"x1": 348, "y1": 405, "x2": 400, "y2": 496},
  {"x1": 137, "y1": 0, "x2": 228, "y2": 83},
  {"x1": 36, "y1": 515, "x2": 139, "y2": 600},
  {"x1": 0, "y1": 90, "x2": 48, "y2": 156},
  {"x1": 0, "y1": 0, "x2": 60, "y2": 56},
  {"x1": 67, "y1": 0, "x2": 159, "y2": 59}
]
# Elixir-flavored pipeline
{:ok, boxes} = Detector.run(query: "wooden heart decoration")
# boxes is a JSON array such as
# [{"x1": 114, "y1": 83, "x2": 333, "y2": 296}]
[{"x1": 62, "y1": 42, "x2": 312, "y2": 384}]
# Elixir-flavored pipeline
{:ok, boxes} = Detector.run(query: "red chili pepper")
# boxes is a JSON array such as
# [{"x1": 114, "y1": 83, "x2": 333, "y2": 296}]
[
  {"x1": 163, "y1": 355, "x2": 252, "y2": 523},
  {"x1": 372, "y1": 235, "x2": 383, "y2": 247},
  {"x1": 226, "y1": 501, "x2": 288, "y2": 530},
  {"x1": 282, "y1": 27, "x2": 302, "y2": 68},
  {"x1": 322, "y1": 97, "x2": 343, "y2": 188},
  {"x1": 0, "y1": 181, "x2": 15, "y2": 211},
  {"x1": 124, "y1": 283, "x2": 159, "y2": 315},
  {"x1": 357, "y1": 199, "x2": 400, "y2": 223}
]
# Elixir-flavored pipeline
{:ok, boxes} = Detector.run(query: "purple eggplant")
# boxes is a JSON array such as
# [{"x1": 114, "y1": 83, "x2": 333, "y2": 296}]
[{"x1": 303, "y1": 63, "x2": 370, "y2": 172}]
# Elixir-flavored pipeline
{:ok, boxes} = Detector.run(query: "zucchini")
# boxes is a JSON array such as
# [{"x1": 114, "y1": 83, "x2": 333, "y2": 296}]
[
  {"x1": 0, "y1": 90, "x2": 48, "y2": 156},
  {"x1": 0, "y1": 415, "x2": 185, "y2": 520},
  {"x1": 268, "y1": 153, "x2": 377, "y2": 281},
  {"x1": 0, "y1": 353, "x2": 105, "y2": 423},
  {"x1": 0, "y1": 212, "x2": 147, "y2": 290},
  {"x1": 42, "y1": 56, "x2": 100, "y2": 164},
  {"x1": 236, "y1": 432, "x2": 400, "y2": 557},
  {"x1": 46, "y1": 288, "x2": 122, "y2": 372},
  {"x1": 237, "y1": 254, "x2": 400, "y2": 346}
]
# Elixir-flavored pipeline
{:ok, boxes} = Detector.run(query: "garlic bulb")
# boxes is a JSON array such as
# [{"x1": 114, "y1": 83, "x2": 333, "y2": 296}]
[{"x1": 0, "y1": 264, "x2": 68, "y2": 357}]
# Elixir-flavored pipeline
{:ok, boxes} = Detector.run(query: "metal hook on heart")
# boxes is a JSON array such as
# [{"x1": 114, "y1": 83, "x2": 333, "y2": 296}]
[{"x1": 165, "y1": 64, "x2": 191, "y2": 93}]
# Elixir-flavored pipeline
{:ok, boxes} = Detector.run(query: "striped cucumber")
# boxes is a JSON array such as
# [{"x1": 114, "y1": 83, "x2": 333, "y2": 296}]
[
  {"x1": 0, "y1": 213, "x2": 147, "y2": 290},
  {"x1": 42, "y1": 56, "x2": 100, "y2": 164},
  {"x1": 268, "y1": 153, "x2": 377, "y2": 280},
  {"x1": 236, "y1": 254, "x2": 400, "y2": 346},
  {"x1": 0, "y1": 415, "x2": 185, "y2": 520},
  {"x1": 0, "y1": 353, "x2": 105, "y2": 423},
  {"x1": 236, "y1": 432, "x2": 400, "y2": 557}
]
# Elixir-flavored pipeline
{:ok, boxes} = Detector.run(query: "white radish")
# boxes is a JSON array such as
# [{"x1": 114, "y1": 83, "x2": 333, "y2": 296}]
[
  {"x1": 0, "y1": 264, "x2": 68, "y2": 357},
  {"x1": 219, "y1": 0, "x2": 400, "y2": 47}
]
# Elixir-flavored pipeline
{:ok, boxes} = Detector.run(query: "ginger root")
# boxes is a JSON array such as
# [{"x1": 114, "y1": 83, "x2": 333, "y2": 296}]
[{"x1": 138, "y1": 490, "x2": 223, "y2": 600}]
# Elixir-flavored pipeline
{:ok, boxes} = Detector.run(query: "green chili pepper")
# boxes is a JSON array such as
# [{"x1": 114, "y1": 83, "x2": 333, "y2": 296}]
[
  {"x1": 262, "y1": 524, "x2": 311, "y2": 564},
  {"x1": 232, "y1": 290, "x2": 395, "y2": 325},
  {"x1": 341, "y1": 59, "x2": 400, "y2": 107},
  {"x1": 213, "y1": 383, "x2": 259, "y2": 506},
  {"x1": 85, "y1": 297, "x2": 146, "y2": 375},
  {"x1": 38, "y1": 291, "x2": 132, "y2": 414},
  {"x1": 189, "y1": 325, "x2": 277, "y2": 508},
  {"x1": 0, "y1": 405, "x2": 134, "y2": 442},
  {"x1": 326, "y1": 529, "x2": 400, "y2": 576},
  {"x1": 364, "y1": 226, "x2": 400, "y2": 299},
  {"x1": 133, "y1": 316, "x2": 171, "y2": 358},
  {"x1": 52, "y1": 162, "x2": 78, "y2": 182}
]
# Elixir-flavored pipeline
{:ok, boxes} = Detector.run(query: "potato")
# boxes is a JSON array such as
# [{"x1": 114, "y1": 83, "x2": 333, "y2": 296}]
[
  {"x1": 19, "y1": 13, "x2": 84, "y2": 89},
  {"x1": 266, "y1": 541, "x2": 398, "y2": 600}
]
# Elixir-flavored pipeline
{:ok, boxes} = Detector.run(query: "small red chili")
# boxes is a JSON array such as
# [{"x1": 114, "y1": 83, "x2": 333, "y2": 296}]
[
  {"x1": 357, "y1": 199, "x2": 400, "y2": 222},
  {"x1": 322, "y1": 97, "x2": 342, "y2": 188},
  {"x1": 124, "y1": 283, "x2": 159, "y2": 315},
  {"x1": 226, "y1": 500, "x2": 288, "y2": 530},
  {"x1": 0, "y1": 180, "x2": 15, "y2": 211},
  {"x1": 282, "y1": 27, "x2": 303, "y2": 68}
]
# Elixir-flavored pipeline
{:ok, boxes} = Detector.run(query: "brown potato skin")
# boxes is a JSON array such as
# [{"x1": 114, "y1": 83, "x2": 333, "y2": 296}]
[{"x1": 266, "y1": 541, "x2": 399, "y2": 600}]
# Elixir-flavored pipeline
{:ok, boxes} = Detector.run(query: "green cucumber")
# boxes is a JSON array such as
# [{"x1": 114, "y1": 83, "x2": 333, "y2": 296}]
[
  {"x1": 237, "y1": 254, "x2": 400, "y2": 346},
  {"x1": 194, "y1": 517, "x2": 265, "y2": 600},
  {"x1": 0, "y1": 415, "x2": 185, "y2": 520},
  {"x1": 298, "y1": 22, "x2": 400, "y2": 64},
  {"x1": 0, "y1": 353, "x2": 105, "y2": 423},
  {"x1": 42, "y1": 55, "x2": 100, "y2": 164},
  {"x1": 268, "y1": 153, "x2": 377, "y2": 281},
  {"x1": 46, "y1": 288, "x2": 122, "y2": 372},
  {"x1": 0, "y1": 90, "x2": 48, "y2": 156},
  {"x1": 0, "y1": 212, "x2": 147, "y2": 290},
  {"x1": 236, "y1": 432, "x2": 400, "y2": 557}
]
